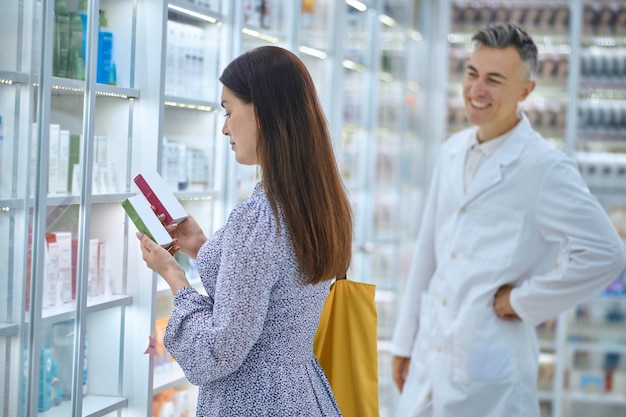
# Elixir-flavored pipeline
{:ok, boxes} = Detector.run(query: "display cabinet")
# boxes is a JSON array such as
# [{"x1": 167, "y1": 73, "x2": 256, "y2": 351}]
[
  {"x1": 6, "y1": 0, "x2": 143, "y2": 415},
  {"x1": 2, "y1": 0, "x2": 230, "y2": 416},
  {"x1": 223, "y1": 2, "x2": 427, "y2": 416},
  {"x1": 229, "y1": 0, "x2": 300, "y2": 203},
  {"x1": 151, "y1": 2, "x2": 232, "y2": 415},
  {"x1": 5, "y1": 0, "x2": 429, "y2": 415},
  {"x1": 556, "y1": 2, "x2": 626, "y2": 416},
  {"x1": 326, "y1": 1, "x2": 426, "y2": 416},
  {"x1": 0, "y1": 1, "x2": 40, "y2": 416},
  {"x1": 298, "y1": 0, "x2": 333, "y2": 112}
]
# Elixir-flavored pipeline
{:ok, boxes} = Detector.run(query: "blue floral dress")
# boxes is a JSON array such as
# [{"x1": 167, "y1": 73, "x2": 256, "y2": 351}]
[{"x1": 164, "y1": 183, "x2": 341, "y2": 416}]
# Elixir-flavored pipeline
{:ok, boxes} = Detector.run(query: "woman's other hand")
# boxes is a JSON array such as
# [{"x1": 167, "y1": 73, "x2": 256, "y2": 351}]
[{"x1": 137, "y1": 232, "x2": 190, "y2": 295}]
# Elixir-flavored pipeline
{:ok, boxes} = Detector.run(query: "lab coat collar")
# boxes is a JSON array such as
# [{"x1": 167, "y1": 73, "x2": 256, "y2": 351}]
[{"x1": 448, "y1": 113, "x2": 533, "y2": 207}]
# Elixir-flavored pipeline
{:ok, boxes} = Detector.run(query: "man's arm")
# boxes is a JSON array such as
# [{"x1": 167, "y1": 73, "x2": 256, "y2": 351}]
[{"x1": 510, "y1": 158, "x2": 626, "y2": 325}]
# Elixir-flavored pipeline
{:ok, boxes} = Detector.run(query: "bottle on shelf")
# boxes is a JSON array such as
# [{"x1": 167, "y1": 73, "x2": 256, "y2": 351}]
[
  {"x1": 68, "y1": 11, "x2": 85, "y2": 80},
  {"x1": 97, "y1": 9, "x2": 115, "y2": 85},
  {"x1": 53, "y1": 0, "x2": 70, "y2": 78}
]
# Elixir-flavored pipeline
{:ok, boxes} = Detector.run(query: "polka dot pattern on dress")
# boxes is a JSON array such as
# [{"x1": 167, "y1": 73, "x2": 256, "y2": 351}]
[{"x1": 164, "y1": 183, "x2": 342, "y2": 416}]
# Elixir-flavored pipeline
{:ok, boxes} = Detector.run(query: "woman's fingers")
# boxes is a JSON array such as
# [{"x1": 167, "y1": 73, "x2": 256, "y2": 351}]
[
  {"x1": 137, "y1": 232, "x2": 180, "y2": 257},
  {"x1": 151, "y1": 206, "x2": 172, "y2": 229},
  {"x1": 166, "y1": 239, "x2": 181, "y2": 256}
]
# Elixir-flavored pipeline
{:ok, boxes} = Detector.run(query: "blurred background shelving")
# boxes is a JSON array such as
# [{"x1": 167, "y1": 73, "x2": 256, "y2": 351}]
[{"x1": 2, "y1": 1, "x2": 625, "y2": 416}]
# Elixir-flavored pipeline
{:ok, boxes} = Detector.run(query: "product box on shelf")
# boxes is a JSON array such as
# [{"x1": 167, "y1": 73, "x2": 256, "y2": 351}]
[
  {"x1": 165, "y1": 20, "x2": 208, "y2": 100},
  {"x1": 55, "y1": 232, "x2": 73, "y2": 303},
  {"x1": 44, "y1": 234, "x2": 60, "y2": 307}
]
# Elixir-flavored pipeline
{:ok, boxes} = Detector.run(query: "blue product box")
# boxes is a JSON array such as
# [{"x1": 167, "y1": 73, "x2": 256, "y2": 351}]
[
  {"x1": 38, "y1": 347, "x2": 53, "y2": 411},
  {"x1": 97, "y1": 30, "x2": 113, "y2": 84}
]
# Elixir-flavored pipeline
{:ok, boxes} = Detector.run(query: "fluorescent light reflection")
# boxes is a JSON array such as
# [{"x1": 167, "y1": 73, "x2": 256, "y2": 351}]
[
  {"x1": 164, "y1": 101, "x2": 215, "y2": 112},
  {"x1": 379, "y1": 14, "x2": 396, "y2": 27},
  {"x1": 242, "y1": 28, "x2": 280, "y2": 44},
  {"x1": 299, "y1": 46, "x2": 328, "y2": 60},
  {"x1": 167, "y1": 4, "x2": 218, "y2": 23},
  {"x1": 342, "y1": 59, "x2": 366, "y2": 72},
  {"x1": 409, "y1": 30, "x2": 422, "y2": 42},
  {"x1": 345, "y1": 0, "x2": 367, "y2": 12}
]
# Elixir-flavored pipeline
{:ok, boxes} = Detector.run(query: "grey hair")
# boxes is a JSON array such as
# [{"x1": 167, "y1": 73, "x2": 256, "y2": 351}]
[{"x1": 472, "y1": 22, "x2": 538, "y2": 79}]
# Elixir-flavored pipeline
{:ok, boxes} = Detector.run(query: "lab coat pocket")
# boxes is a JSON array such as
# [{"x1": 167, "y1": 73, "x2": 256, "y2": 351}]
[
  {"x1": 452, "y1": 304, "x2": 520, "y2": 385},
  {"x1": 466, "y1": 346, "x2": 513, "y2": 382}
]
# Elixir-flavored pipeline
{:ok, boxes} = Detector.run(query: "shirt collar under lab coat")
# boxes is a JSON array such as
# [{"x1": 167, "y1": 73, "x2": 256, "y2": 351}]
[
  {"x1": 467, "y1": 130, "x2": 510, "y2": 158},
  {"x1": 466, "y1": 111, "x2": 525, "y2": 157},
  {"x1": 450, "y1": 112, "x2": 534, "y2": 206}
]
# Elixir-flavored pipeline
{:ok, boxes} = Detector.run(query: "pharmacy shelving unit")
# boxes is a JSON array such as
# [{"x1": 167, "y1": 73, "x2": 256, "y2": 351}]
[
  {"x1": 0, "y1": 3, "x2": 41, "y2": 415},
  {"x1": 293, "y1": 1, "x2": 426, "y2": 414},
  {"x1": 150, "y1": 1, "x2": 233, "y2": 415},
  {"x1": 333, "y1": 2, "x2": 426, "y2": 415},
  {"x1": 556, "y1": 2, "x2": 626, "y2": 417},
  {"x1": 1, "y1": 0, "x2": 230, "y2": 416},
  {"x1": 227, "y1": 1, "x2": 426, "y2": 416},
  {"x1": 2, "y1": 0, "x2": 143, "y2": 415},
  {"x1": 435, "y1": 1, "x2": 626, "y2": 417},
  {"x1": 5, "y1": 0, "x2": 428, "y2": 416},
  {"x1": 228, "y1": 0, "x2": 301, "y2": 204}
]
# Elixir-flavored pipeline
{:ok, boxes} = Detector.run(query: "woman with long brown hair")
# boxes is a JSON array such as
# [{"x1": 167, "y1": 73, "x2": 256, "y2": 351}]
[{"x1": 137, "y1": 46, "x2": 351, "y2": 416}]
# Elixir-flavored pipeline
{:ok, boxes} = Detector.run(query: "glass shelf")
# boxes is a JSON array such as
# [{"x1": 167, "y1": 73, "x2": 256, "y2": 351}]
[
  {"x1": 46, "y1": 77, "x2": 140, "y2": 99},
  {"x1": 38, "y1": 395, "x2": 128, "y2": 417},
  {"x1": 564, "y1": 391, "x2": 626, "y2": 405},
  {"x1": 164, "y1": 96, "x2": 220, "y2": 112},
  {"x1": 0, "y1": 70, "x2": 30, "y2": 85},
  {"x1": 0, "y1": 322, "x2": 20, "y2": 337},
  {"x1": 153, "y1": 363, "x2": 188, "y2": 394},
  {"x1": 37, "y1": 294, "x2": 132, "y2": 327}
]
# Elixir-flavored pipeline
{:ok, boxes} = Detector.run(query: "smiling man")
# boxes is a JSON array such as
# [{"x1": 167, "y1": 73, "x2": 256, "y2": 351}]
[
  {"x1": 390, "y1": 23, "x2": 626, "y2": 417},
  {"x1": 463, "y1": 41, "x2": 535, "y2": 142}
]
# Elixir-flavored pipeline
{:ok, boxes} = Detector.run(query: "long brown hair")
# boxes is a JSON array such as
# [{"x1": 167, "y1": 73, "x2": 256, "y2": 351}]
[{"x1": 219, "y1": 46, "x2": 352, "y2": 284}]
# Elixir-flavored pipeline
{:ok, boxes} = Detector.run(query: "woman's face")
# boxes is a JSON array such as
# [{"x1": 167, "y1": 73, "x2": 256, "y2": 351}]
[{"x1": 221, "y1": 86, "x2": 259, "y2": 165}]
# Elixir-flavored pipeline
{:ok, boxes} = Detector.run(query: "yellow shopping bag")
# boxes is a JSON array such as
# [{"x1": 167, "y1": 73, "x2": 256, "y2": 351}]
[{"x1": 314, "y1": 277, "x2": 379, "y2": 417}]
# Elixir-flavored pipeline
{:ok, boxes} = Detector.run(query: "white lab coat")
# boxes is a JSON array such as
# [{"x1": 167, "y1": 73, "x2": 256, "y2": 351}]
[{"x1": 390, "y1": 115, "x2": 626, "y2": 417}]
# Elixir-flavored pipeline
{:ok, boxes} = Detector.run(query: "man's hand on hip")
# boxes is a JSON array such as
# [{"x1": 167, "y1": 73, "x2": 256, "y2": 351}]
[{"x1": 494, "y1": 284, "x2": 520, "y2": 320}]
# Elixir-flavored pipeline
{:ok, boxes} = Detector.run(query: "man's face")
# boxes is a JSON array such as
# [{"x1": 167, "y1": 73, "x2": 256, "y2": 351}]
[{"x1": 462, "y1": 45, "x2": 535, "y2": 141}]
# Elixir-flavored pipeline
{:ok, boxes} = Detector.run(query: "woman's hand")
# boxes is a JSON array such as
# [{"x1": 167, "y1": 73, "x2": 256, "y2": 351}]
[
  {"x1": 157, "y1": 213, "x2": 208, "y2": 259},
  {"x1": 137, "y1": 232, "x2": 190, "y2": 295}
]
